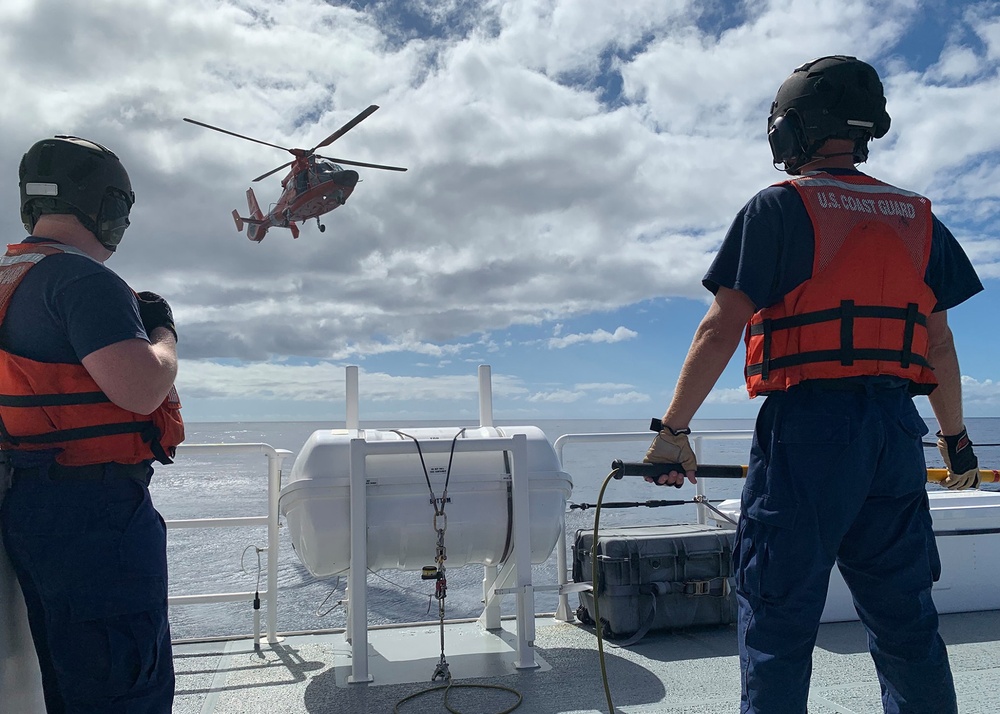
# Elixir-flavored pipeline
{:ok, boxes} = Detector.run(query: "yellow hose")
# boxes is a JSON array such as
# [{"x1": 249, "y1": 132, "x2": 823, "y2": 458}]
[
  {"x1": 926, "y1": 468, "x2": 1000, "y2": 484},
  {"x1": 701, "y1": 466, "x2": 1000, "y2": 483}
]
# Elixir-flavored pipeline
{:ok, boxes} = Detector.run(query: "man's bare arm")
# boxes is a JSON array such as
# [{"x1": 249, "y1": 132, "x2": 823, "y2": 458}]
[
  {"x1": 926, "y1": 310, "x2": 964, "y2": 436},
  {"x1": 661, "y1": 286, "x2": 757, "y2": 429},
  {"x1": 81, "y1": 328, "x2": 178, "y2": 415}
]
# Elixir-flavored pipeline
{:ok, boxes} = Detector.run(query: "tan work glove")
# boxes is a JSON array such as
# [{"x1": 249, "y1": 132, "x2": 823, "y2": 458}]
[
  {"x1": 644, "y1": 420, "x2": 697, "y2": 487},
  {"x1": 937, "y1": 427, "x2": 980, "y2": 490}
]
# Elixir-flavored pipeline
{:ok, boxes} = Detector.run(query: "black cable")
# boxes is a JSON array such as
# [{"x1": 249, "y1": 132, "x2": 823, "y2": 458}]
[
  {"x1": 590, "y1": 468, "x2": 620, "y2": 714},
  {"x1": 394, "y1": 681, "x2": 522, "y2": 713},
  {"x1": 569, "y1": 498, "x2": 725, "y2": 511},
  {"x1": 392, "y1": 429, "x2": 437, "y2": 505},
  {"x1": 442, "y1": 428, "x2": 467, "y2": 500}
]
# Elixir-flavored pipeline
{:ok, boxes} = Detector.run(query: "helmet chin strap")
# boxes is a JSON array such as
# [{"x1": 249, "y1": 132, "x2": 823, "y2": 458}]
[
  {"x1": 799, "y1": 150, "x2": 857, "y2": 169},
  {"x1": 812, "y1": 151, "x2": 856, "y2": 160},
  {"x1": 786, "y1": 148, "x2": 865, "y2": 174}
]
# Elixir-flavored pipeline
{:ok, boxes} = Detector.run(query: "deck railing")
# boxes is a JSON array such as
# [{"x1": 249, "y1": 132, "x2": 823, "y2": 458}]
[
  {"x1": 165, "y1": 443, "x2": 292, "y2": 645},
  {"x1": 165, "y1": 429, "x2": 754, "y2": 645}
]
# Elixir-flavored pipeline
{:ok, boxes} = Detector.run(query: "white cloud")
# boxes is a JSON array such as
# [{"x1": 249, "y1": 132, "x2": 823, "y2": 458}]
[
  {"x1": 3, "y1": 0, "x2": 998, "y2": 418},
  {"x1": 575, "y1": 382, "x2": 636, "y2": 391},
  {"x1": 177, "y1": 360, "x2": 528, "y2": 403},
  {"x1": 527, "y1": 389, "x2": 585, "y2": 404},
  {"x1": 524, "y1": 379, "x2": 652, "y2": 405},
  {"x1": 959, "y1": 375, "x2": 1000, "y2": 409},
  {"x1": 928, "y1": 45, "x2": 982, "y2": 82},
  {"x1": 547, "y1": 326, "x2": 639, "y2": 349},
  {"x1": 704, "y1": 386, "x2": 749, "y2": 405},
  {"x1": 596, "y1": 391, "x2": 651, "y2": 405}
]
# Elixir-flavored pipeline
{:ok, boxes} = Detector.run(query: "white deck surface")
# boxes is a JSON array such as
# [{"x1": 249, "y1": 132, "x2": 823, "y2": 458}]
[{"x1": 173, "y1": 609, "x2": 1000, "y2": 714}]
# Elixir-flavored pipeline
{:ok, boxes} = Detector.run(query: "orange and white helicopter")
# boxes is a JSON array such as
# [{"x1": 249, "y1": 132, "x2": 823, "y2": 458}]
[{"x1": 183, "y1": 105, "x2": 406, "y2": 242}]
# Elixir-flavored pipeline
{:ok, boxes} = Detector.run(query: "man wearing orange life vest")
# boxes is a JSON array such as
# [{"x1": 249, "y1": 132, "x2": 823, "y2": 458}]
[
  {"x1": 0, "y1": 136, "x2": 183, "y2": 713},
  {"x1": 644, "y1": 57, "x2": 982, "y2": 713}
]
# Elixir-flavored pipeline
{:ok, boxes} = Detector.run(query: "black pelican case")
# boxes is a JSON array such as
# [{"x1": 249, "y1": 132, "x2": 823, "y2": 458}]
[{"x1": 572, "y1": 523, "x2": 737, "y2": 644}]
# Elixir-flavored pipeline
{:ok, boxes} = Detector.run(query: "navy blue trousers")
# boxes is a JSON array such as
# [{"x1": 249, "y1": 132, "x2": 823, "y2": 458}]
[
  {"x1": 735, "y1": 381, "x2": 957, "y2": 714},
  {"x1": 0, "y1": 460, "x2": 174, "y2": 713}
]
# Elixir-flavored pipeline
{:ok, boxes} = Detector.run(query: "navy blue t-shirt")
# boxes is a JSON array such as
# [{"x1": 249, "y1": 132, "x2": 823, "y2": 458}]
[
  {"x1": 703, "y1": 168, "x2": 984, "y2": 313},
  {"x1": 0, "y1": 238, "x2": 147, "y2": 364}
]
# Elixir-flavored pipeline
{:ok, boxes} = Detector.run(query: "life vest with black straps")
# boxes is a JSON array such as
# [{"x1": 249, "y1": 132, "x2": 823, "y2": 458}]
[
  {"x1": 0, "y1": 242, "x2": 184, "y2": 466},
  {"x1": 744, "y1": 172, "x2": 939, "y2": 397}
]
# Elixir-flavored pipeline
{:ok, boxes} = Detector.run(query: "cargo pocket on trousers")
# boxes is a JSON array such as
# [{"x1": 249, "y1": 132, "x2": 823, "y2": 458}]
[
  {"x1": 735, "y1": 491, "x2": 799, "y2": 607},
  {"x1": 897, "y1": 407, "x2": 930, "y2": 440},
  {"x1": 65, "y1": 575, "x2": 170, "y2": 697}
]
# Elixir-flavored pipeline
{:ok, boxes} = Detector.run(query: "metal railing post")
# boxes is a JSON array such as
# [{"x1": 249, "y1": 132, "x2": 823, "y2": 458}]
[
  {"x1": 346, "y1": 366, "x2": 359, "y2": 431},
  {"x1": 510, "y1": 433, "x2": 538, "y2": 669},
  {"x1": 347, "y1": 437, "x2": 373, "y2": 683},
  {"x1": 481, "y1": 565, "x2": 501, "y2": 629},
  {"x1": 478, "y1": 364, "x2": 502, "y2": 628},
  {"x1": 266, "y1": 450, "x2": 284, "y2": 643},
  {"x1": 553, "y1": 512, "x2": 573, "y2": 622},
  {"x1": 692, "y1": 435, "x2": 707, "y2": 525},
  {"x1": 478, "y1": 364, "x2": 494, "y2": 428}
]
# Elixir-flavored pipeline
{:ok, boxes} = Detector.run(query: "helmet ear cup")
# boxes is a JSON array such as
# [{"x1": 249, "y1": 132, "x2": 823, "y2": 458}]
[
  {"x1": 872, "y1": 108, "x2": 891, "y2": 139},
  {"x1": 768, "y1": 112, "x2": 807, "y2": 172}
]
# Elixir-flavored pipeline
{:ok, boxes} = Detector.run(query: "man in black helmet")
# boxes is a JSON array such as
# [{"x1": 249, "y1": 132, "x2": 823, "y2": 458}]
[
  {"x1": 0, "y1": 136, "x2": 183, "y2": 713},
  {"x1": 643, "y1": 56, "x2": 982, "y2": 713}
]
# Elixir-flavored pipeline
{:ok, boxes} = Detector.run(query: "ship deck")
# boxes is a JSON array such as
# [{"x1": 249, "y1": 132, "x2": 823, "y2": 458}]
[{"x1": 173, "y1": 608, "x2": 1000, "y2": 714}]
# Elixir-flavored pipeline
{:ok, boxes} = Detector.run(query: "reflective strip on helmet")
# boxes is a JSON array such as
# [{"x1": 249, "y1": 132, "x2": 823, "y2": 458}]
[{"x1": 24, "y1": 182, "x2": 59, "y2": 196}]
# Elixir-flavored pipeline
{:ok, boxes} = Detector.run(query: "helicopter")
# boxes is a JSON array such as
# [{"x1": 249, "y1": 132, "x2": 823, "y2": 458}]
[{"x1": 183, "y1": 105, "x2": 406, "y2": 242}]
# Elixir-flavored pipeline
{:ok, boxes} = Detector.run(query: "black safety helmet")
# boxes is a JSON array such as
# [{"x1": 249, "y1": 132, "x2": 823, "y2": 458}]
[
  {"x1": 767, "y1": 55, "x2": 891, "y2": 174},
  {"x1": 19, "y1": 136, "x2": 135, "y2": 251}
]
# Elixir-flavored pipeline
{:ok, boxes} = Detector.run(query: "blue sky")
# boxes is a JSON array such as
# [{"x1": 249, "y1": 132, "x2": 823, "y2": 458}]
[{"x1": 1, "y1": 0, "x2": 998, "y2": 423}]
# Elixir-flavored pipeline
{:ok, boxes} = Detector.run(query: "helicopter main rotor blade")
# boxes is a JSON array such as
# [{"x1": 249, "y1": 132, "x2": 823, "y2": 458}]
[
  {"x1": 316, "y1": 155, "x2": 408, "y2": 172},
  {"x1": 310, "y1": 105, "x2": 380, "y2": 152},
  {"x1": 183, "y1": 118, "x2": 292, "y2": 153},
  {"x1": 253, "y1": 160, "x2": 294, "y2": 183}
]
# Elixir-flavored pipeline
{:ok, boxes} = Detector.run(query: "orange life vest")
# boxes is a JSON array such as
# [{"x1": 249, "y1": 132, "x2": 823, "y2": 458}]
[
  {"x1": 744, "y1": 172, "x2": 938, "y2": 397},
  {"x1": 0, "y1": 242, "x2": 184, "y2": 466}
]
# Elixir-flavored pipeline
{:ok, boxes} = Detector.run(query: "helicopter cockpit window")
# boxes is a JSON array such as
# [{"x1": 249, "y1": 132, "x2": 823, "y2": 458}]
[{"x1": 314, "y1": 160, "x2": 343, "y2": 176}]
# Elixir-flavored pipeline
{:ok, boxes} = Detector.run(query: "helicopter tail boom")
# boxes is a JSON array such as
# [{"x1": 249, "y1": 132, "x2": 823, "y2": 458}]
[{"x1": 243, "y1": 188, "x2": 268, "y2": 242}]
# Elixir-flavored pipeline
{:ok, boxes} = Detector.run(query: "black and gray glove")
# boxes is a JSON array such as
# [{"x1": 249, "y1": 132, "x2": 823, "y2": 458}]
[
  {"x1": 937, "y1": 427, "x2": 979, "y2": 490},
  {"x1": 136, "y1": 291, "x2": 177, "y2": 343},
  {"x1": 643, "y1": 419, "x2": 697, "y2": 488}
]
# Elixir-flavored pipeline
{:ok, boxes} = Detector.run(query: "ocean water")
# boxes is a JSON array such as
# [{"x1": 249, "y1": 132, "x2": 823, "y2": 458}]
[{"x1": 156, "y1": 417, "x2": 1000, "y2": 640}]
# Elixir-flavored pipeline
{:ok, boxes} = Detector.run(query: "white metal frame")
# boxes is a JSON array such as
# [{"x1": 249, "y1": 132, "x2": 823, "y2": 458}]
[
  {"x1": 341, "y1": 364, "x2": 540, "y2": 682},
  {"x1": 343, "y1": 431, "x2": 538, "y2": 682}
]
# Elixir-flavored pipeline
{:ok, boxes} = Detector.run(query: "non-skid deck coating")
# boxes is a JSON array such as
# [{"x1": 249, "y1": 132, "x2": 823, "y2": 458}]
[{"x1": 173, "y1": 610, "x2": 1000, "y2": 713}]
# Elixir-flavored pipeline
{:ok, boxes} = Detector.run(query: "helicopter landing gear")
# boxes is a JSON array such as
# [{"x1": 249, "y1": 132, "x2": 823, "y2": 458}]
[{"x1": 316, "y1": 217, "x2": 326, "y2": 233}]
